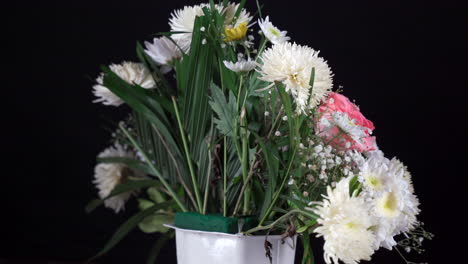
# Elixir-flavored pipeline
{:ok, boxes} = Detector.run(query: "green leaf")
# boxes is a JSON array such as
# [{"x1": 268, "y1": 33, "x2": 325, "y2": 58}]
[
  {"x1": 349, "y1": 175, "x2": 360, "y2": 196},
  {"x1": 209, "y1": 82, "x2": 238, "y2": 137},
  {"x1": 276, "y1": 82, "x2": 296, "y2": 147},
  {"x1": 252, "y1": 132, "x2": 279, "y2": 219},
  {"x1": 101, "y1": 66, "x2": 181, "y2": 160},
  {"x1": 96, "y1": 157, "x2": 153, "y2": 176},
  {"x1": 301, "y1": 234, "x2": 315, "y2": 264},
  {"x1": 296, "y1": 219, "x2": 317, "y2": 233},
  {"x1": 85, "y1": 180, "x2": 161, "y2": 214},
  {"x1": 136, "y1": 42, "x2": 172, "y2": 96},
  {"x1": 176, "y1": 15, "x2": 214, "y2": 162},
  {"x1": 146, "y1": 230, "x2": 175, "y2": 264},
  {"x1": 148, "y1": 187, "x2": 166, "y2": 204},
  {"x1": 138, "y1": 199, "x2": 155, "y2": 211},
  {"x1": 85, "y1": 199, "x2": 102, "y2": 214},
  {"x1": 138, "y1": 213, "x2": 174, "y2": 233},
  {"x1": 90, "y1": 203, "x2": 171, "y2": 260}
]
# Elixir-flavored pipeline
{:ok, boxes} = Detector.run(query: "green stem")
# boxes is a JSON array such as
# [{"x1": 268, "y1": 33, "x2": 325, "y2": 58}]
[
  {"x1": 236, "y1": 75, "x2": 244, "y2": 111},
  {"x1": 218, "y1": 54, "x2": 228, "y2": 217},
  {"x1": 244, "y1": 209, "x2": 301, "y2": 235},
  {"x1": 266, "y1": 109, "x2": 284, "y2": 139},
  {"x1": 240, "y1": 107, "x2": 250, "y2": 215},
  {"x1": 232, "y1": 149, "x2": 260, "y2": 216},
  {"x1": 255, "y1": 38, "x2": 268, "y2": 62},
  {"x1": 172, "y1": 97, "x2": 203, "y2": 213},
  {"x1": 202, "y1": 147, "x2": 212, "y2": 214},
  {"x1": 223, "y1": 137, "x2": 228, "y2": 217},
  {"x1": 119, "y1": 124, "x2": 187, "y2": 212},
  {"x1": 151, "y1": 124, "x2": 198, "y2": 210},
  {"x1": 259, "y1": 146, "x2": 298, "y2": 226}
]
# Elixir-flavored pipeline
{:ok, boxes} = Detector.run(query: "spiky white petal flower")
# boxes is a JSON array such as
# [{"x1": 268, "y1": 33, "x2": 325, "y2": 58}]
[
  {"x1": 170, "y1": 4, "x2": 250, "y2": 48},
  {"x1": 169, "y1": 5, "x2": 206, "y2": 52},
  {"x1": 144, "y1": 36, "x2": 183, "y2": 73},
  {"x1": 93, "y1": 62, "x2": 155, "y2": 106},
  {"x1": 359, "y1": 155, "x2": 420, "y2": 249},
  {"x1": 358, "y1": 153, "x2": 390, "y2": 195},
  {"x1": 258, "y1": 16, "x2": 290, "y2": 44},
  {"x1": 93, "y1": 144, "x2": 141, "y2": 213},
  {"x1": 258, "y1": 42, "x2": 333, "y2": 113},
  {"x1": 223, "y1": 58, "x2": 257, "y2": 73},
  {"x1": 314, "y1": 177, "x2": 377, "y2": 264}
]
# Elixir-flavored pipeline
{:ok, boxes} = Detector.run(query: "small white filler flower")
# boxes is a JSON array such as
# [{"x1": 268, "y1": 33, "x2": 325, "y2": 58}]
[
  {"x1": 320, "y1": 112, "x2": 370, "y2": 145},
  {"x1": 93, "y1": 62, "x2": 155, "y2": 106},
  {"x1": 223, "y1": 58, "x2": 257, "y2": 73},
  {"x1": 93, "y1": 144, "x2": 142, "y2": 213},
  {"x1": 144, "y1": 36, "x2": 183, "y2": 73},
  {"x1": 258, "y1": 42, "x2": 333, "y2": 113},
  {"x1": 258, "y1": 16, "x2": 290, "y2": 44},
  {"x1": 313, "y1": 176, "x2": 377, "y2": 264}
]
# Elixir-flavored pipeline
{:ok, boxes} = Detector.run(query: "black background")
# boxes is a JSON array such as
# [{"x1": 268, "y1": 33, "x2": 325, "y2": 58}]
[{"x1": 4, "y1": 0, "x2": 466, "y2": 263}]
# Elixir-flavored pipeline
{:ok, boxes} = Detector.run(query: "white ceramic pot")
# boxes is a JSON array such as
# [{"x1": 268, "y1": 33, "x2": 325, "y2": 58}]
[{"x1": 167, "y1": 225, "x2": 297, "y2": 264}]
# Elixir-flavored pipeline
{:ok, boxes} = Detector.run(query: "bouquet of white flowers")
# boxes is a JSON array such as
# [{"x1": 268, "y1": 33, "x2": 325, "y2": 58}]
[{"x1": 88, "y1": 1, "x2": 432, "y2": 263}]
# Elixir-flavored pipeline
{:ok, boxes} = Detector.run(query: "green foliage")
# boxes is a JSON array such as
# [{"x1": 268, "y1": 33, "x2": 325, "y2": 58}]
[
  {"x1": 210, "y1": 82, "x2": 238, "y2": 137},
  {"x1": 85, "y1": 179, "x2": 161, "y2": 214},
  {"x1": 90, "y1": 202, "x2": 173, "y2": 260},
  {"x1": 146, "y1": 230, "x2": 175, "y2": 264}
]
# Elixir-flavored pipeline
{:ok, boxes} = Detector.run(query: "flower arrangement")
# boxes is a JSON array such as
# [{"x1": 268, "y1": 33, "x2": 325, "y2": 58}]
[{"x1": 88, "y1": 1, "x2": 432, "y2": 263}]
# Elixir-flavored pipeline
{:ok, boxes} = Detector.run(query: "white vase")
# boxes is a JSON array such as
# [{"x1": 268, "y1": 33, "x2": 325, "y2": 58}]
[{"x1": 166, "y1": 225, "x2": 297, "y2": 264}]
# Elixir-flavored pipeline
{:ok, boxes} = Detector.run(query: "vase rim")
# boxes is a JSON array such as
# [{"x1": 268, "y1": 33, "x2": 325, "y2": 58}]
[{"x1": 164, "y1": 224, "x2": 296, "y2": 240}]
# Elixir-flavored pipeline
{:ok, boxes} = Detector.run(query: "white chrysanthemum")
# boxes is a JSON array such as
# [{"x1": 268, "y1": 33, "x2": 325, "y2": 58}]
[
  {"x1": 93, "y1": 62, "x2": 155, "y2": 106},
  {"x1": 169, "y1": 4, "x2": 252, "y2": 46},
  {"x1": 93, "y1": 144, "x2": 140, "y2": 213},
  {"x1": 359, "y1": 155, "x2": 420, "y2": 249},
  {"x1": 144, "y1": 36, "x2": 184, "y2": 73},
  {"x1": 358, "y1": 154, "x2": 390, "y2": 195},
  {"x1": 258, "y1": 42, "x2": 333, "y2": 113},
  {"x1": 223, "y1": 58, "x2": 257, "y2": 73},
  {"x1": 169, "y1": 5, "x2": 205, "y2": 52},
  {"x1": 223, "y1": 3, "x2": 253, "y2": 27},
  {"x1": 258, "y1": 16, "x2": 290, "y2": 44},
  {"x1": 314, "y1": 177, "x2": 376, "y2": 264}
]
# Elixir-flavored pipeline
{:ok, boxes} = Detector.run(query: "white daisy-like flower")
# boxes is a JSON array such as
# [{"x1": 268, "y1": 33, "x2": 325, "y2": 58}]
[
  {"x1": 258, "y1": 42, "x2": 333, "y2": 113},
  {"x1": 223, "y1": 58, "x2": 257, "y2": 73},
  {"x1": 313, "y1": 176, "x2": 377, "y2": 264},
  {"x1": 93, "y1": 144, "x2": 141, "y2": 213},
  {"x1": 144, "y1": 36, "x2": 184, "y2": 73},
  {"x1": 93, "y1": 62, "x2": 156, "y2": 106},
  {"x1": 258, "y1": 16, "x2": 290, "y2": 44},
  {"x1": 359, "y1": 155, "x2": 420, "y2": 250},
  {"x1": 223, "y1": 2, "x2": 253, "y2": 27}
]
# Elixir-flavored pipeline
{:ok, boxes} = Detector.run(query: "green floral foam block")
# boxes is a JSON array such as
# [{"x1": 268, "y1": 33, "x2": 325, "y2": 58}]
[{"x1": 174, "y1": 212, "x2": 258, "y2": 234}]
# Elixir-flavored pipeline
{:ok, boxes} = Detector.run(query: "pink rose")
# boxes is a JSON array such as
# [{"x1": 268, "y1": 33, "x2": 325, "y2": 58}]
[{"x1": 315, "y1": 92, "x2": 376, "y2": 152}]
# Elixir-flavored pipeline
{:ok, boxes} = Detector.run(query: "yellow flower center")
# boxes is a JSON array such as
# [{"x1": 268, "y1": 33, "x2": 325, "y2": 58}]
[
  {"x1": 224, "y1": 21, "x2": 248, "y2": 42},
  {"x1": 345, "y1": 222, "x2": 356, "y2": 229},
  {"x1": 376, "y1": 192, "x2": 400, "y2": 218},
  {"x1": 288, "y1": 71, "x2": 308, "y2": 88},
  {"x1": 366, "y1": 175, "x2": 383, "y2": 190},
  {"x1": 269, "y1": 28, "x2": 280, "y2": 37}
]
